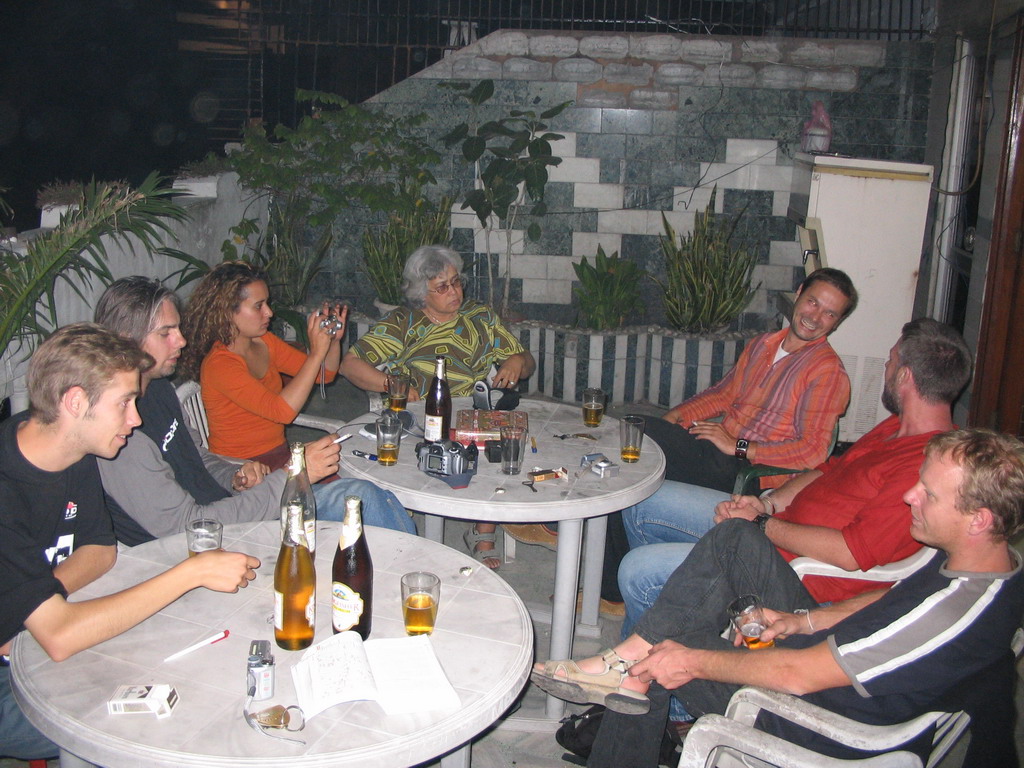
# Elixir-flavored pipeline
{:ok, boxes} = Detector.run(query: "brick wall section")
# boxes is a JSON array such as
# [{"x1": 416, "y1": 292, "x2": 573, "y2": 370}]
[{"x1": 344, "y1": 31, "x2": 932, "y2": 332}]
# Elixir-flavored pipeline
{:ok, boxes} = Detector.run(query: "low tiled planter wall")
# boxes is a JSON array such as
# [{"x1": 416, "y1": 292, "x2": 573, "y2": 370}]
[{"x1": 349, "y1": 312, "x2": 756, "y2": 407}]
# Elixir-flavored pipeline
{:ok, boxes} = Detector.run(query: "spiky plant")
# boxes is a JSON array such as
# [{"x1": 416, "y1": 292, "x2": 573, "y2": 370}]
[
  {"x1": 0, "y1": 172, "x2": 191, "y2": 360},
  {"x1": 362, "y1": 195, "x2": 453, "y2": 307},
  {"x1": 657, "y1": 187, "x2": 760, "y2": 333},
  {"x1": 573, "y1": 245, "x2": 646, "y2": 331}
]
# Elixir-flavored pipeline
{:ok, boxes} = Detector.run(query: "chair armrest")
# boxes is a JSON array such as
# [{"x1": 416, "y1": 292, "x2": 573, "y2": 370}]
[
  {"x1": 680, "y1": 714, "x2": 924, "y2": 768},
  {"x1": 790, "y1": 547, "x2": 938, "y2": 582},
  {"x1": 733, "y1": 464, "x2": 805, "y2": 496},
  {"x1": 294, "y1": 413, "x2": 347, "y2": 435},
  {"x1": 722, "y1": 687, "x2": 946, "y2": 752}
]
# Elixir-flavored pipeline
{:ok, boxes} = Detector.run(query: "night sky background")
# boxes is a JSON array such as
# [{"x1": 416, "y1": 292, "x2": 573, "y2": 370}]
[{"x1": 0, "y1": 1, "x2": 217, "y2": 231}]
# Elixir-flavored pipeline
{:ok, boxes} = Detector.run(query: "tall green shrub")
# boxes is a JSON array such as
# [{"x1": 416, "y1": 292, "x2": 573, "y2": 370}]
[{"x1": 657, "y1": 188, "x2": 759, "y2": 333}]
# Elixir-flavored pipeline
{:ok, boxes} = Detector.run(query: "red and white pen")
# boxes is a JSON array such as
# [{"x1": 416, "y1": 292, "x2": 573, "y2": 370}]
[{"x1": 164, "y1": 630, "x2": 229, "y2": 662}]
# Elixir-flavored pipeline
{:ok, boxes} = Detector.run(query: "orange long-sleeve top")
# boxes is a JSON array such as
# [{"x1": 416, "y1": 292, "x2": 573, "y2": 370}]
[{"x1": 199, "y1": 332, "x2": 337, "y2": 459}]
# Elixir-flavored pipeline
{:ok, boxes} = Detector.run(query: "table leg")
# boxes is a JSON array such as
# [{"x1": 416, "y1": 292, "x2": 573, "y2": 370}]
[
  {"x1": 547, "y1": 517, "x2": 583, "y2": 719},
  {"x1": 59, "y1": 749, "x2": 96, "y2": 768},
  {"x1": 439, "y1": 742, "x2": 471, "y2": 768},
  {"x1": 578, "y1": 515, "x2": 607, "y2": 628},
  {"x1": 424, "y1": 514, "x2": 444, "y2": 543}
]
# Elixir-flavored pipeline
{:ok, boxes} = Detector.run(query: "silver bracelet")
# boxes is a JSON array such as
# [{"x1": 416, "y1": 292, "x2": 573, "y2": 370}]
[{"x1": 759, "y1": 491, "x2": 776, "y2": 516}]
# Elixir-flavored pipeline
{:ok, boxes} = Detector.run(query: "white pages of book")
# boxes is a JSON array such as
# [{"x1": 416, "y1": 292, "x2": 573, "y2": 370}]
[{"x1": 291, "y1": 631, "x2": 460, "y2": 719}]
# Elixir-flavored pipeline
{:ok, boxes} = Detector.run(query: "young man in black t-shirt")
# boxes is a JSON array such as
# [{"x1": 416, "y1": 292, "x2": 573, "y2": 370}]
[{"x1": 0, "y1": 324, "x2": 260, "y2": 759}]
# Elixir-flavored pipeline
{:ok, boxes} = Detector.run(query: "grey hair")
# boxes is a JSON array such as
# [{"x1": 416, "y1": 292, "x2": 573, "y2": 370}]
[
  {"x1": 95, "y1": 276, "x2": 182, "y2": 344},
  {"x1": 402, "y1": 245, "x2": 464, "y2": 309}
]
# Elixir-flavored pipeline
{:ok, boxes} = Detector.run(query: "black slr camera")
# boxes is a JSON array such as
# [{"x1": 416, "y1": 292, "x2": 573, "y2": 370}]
[{"x1": 415, "y1": 439, "x2": 478, "y2": 479}]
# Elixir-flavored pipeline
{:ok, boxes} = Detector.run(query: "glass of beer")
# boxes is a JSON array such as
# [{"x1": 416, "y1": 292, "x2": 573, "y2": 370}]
[
  {"x1": 619, "y1": 415, "x2": 645, "y2": 463},
  {"x1": 401, "y1": 571, "x2": 440, "y2": 636},
  {"x1": 186, "y1": 518, "x2": 223, "y2": 557},
  {"x1": 385, "y1": 372, "x2": 412, "y2": 412},
  {"x1": 376, "y1": 411, "x2": 403, "y2": 466},
  {"x1": 582, "y1": 388, "x2": 606, "y2": 427},
  {"x1": 728, "y1": 594, "x2": 775, "y2": 649}
]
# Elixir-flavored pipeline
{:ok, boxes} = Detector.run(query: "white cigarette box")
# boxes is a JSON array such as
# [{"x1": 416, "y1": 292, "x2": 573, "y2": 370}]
[{"x1": 107, "y1": 684, "x2": 179, "y2": 718}]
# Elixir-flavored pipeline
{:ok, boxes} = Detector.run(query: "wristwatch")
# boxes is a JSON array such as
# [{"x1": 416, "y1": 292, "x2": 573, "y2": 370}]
[
  {"x1": 735, "y1": 438, "x2": 750, "y2": 459},
  {"x1": 753, "y1": 513, "x2": 771, "y2": 533}
]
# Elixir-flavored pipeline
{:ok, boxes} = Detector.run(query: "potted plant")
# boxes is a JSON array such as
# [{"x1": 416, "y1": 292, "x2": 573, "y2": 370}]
[
  {"x1": 572, "y1": 245, "x2": 647, "y2": 330},
  {"x1": 222, "y1": 90, "x2": 441, "y2": 338},
  {"x1": 36, "y1": 180, "x2": 93, "y2": 228},
  {"x1": 657, "y1": 187, "x2": 760, "y2": 333},
  {"x1": 441, "y1": 80, "x2": 571, "y2": 317},
  {"x1": 173, "y1": 152, "x2": 232, "y2": 198},
  {"x1": 362, "y1": 190, "x2": 453, "y2": 316},
  {"x1": 2, "y1": 173, "x2": 190, "y2": 362}
]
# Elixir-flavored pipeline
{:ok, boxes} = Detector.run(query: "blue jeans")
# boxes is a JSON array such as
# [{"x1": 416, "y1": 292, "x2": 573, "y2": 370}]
[
  {"x1": 0, "y1": 666, "x2": 57, "y2": 759},
  {"x1": 620, "y1": 480, "x2": 726, "y2": 632},
  {"x1": 314, "y1": 479, "x2": 416, "y2": 534}
]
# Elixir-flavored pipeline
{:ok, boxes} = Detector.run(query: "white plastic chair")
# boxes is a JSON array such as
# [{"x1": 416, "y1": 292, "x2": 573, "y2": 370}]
[
  {"x1": 175, "y1": 380, "x2": 345, "y2": 449},
  {"x1": 790, "y1": 546, "x2": 939, "y2": 583},
  {"x1": 678, "y1": 685, "x2": 970, "y2": 768}
]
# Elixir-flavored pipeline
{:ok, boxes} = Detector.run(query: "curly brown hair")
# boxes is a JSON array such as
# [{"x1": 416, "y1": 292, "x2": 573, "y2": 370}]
[{"x1": 178, "y1": 261, "x2": 268, "y2": 381}]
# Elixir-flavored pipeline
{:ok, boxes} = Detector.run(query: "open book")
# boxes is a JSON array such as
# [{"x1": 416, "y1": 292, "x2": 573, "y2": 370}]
[{"x1": 291, "y1": 631, "x2": 461, "y2": 719}]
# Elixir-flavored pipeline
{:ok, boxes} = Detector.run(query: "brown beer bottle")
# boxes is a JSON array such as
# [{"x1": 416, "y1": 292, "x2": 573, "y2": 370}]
[
  {"x1": 424, "y1": 355, "x2": 451, "y2": 443},
  {"x1": 274, "y1": 502, "x2": 315, "y2": 651},
  {"x1": 331, "y1": 496, "x2": 374, "y2": 639}
]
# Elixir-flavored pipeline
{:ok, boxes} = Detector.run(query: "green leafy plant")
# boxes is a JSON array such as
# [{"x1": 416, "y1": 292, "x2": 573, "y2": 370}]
[
  {"x1": 1, "y1": 173, "x2": 191, "y2": 359},
  {"x1": 175, "y1": 152, "x2": 231, "y2": 179},
  {"x1": 221, "y1": 90, "x2": 441, "y2": 337},
  {"x1": 573, "y1": 245, "x2": 646, "y2": 331},
  {"x1": 657, "y1": 187, "x2": 760, "y2": 333},
  {"x1": 362, "y1": 192, "x2": 453, "y2": 307},
  {"x1": 441, "y1": 80, "x2": 571, "y2": 316}
]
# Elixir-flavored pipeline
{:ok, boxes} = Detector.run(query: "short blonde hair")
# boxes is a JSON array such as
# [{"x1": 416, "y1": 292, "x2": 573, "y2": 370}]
[{"x1": 28, "y1": 323, "x2": 153, "y2": 424}]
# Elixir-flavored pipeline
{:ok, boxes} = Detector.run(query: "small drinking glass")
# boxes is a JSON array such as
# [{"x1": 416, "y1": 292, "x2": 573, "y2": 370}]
[
  {"x1": 500, "y1": 426, "x2": 527, "y2": 475},
  {"x1": 402, "y1": 571, "x2": 440, "y2": 636},
  {"x1": 376, "y1": 411, "x2": 403, "y2": 466},
  {"x1": 385, "y1": 372, "x2": 412, "y2": 412},
  {"x1": 728, "y1": 594, "x2": 775, "y2": 649},
  {"x1": 582, "y1": 388, "x2": 606, "y2": 427},
  {"x1": 619, "y1": 415, "x2": 645, "y2": 463},
  {"x1": 186, "y1": 518, "x2": 223, "y2": 557}
]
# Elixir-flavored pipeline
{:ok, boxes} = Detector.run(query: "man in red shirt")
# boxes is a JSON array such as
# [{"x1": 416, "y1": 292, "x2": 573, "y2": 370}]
[{"x1": 620, "y1": 317, "x2": 973, "y2": 626}]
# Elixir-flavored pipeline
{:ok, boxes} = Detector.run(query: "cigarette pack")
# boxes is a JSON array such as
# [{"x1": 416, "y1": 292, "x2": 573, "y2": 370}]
[
  {"x1": 107, "y1": 684, "x2": 179, "y2": 718},
  {"x1": 453, "y1": 409, "x2": 528, "y2": 446}
]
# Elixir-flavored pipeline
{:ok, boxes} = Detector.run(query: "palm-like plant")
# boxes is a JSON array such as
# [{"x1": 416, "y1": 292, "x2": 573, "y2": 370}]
[{"x1": 0, "y1": 172, "x2": 191, "y2": 360}]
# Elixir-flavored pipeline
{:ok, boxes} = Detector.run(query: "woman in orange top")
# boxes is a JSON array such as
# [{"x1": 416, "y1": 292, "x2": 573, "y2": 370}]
[{"x1": 178, "y1": 262, "x2": 346, "y2": 469}]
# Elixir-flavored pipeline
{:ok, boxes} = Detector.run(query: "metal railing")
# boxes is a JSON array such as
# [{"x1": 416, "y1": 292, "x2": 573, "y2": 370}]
[{"x1": 180, "y1": 0, "x2": 936, "y2": 140}]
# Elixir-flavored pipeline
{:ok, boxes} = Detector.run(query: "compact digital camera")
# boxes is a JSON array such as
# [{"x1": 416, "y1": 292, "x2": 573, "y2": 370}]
[
  {"x1": 319, "y1": 313, "x2": 344, "y2": 336},
  {"x1": 415, "y1": 439, "x2": 478, "y2": 479}
]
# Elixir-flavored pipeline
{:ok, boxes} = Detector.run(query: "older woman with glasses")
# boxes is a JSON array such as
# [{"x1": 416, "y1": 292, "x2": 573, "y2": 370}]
[{"x1": 340, "y1": 244, "x2": 535, "y2": 568}]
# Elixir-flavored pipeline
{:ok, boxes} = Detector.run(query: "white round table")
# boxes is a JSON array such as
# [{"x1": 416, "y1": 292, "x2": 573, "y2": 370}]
[
  {"x1": 339, "y1": 399, "x2": 666, "y2": 718},
  {"x1": 12, "y1": 522, "x2": 532, "y2": 768}
]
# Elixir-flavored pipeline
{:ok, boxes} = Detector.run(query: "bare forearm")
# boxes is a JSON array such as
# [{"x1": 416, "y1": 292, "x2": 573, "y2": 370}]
[
  {"x1": 338, "y1": 352, "x2": 389, "y2": 393},
  {"x1": 279, "y1": 354, "x2": 331, "y2": 412},
  {"x1": 26, "y1": 551, "x2": 257, "y2": 661},
  {"x1": 764, "y1": 518, "x2": 858, "y2": 569},
  {"x1": 52, "y1": 545, "x2": 116, "y2": 595},
  {"x1": 687, "y1": 643, "x2": 845, "y2": 696}
]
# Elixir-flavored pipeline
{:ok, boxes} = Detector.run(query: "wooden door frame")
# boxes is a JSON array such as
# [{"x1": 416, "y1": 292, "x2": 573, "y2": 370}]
[{"x1": 969, "y1": 13, "x2": 1024, "y2": 434}]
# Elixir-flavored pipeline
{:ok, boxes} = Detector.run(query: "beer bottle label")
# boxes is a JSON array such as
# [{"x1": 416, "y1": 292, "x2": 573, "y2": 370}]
[
  {"x1": 331, "y1": 582, "x2": 364, "y2": 632},
  {"x1": 273, "y1": 590, "x2": 284, "y2": 630},
  {"x1": 424, "y1": 414, "x2": 443, "y2": 442},
  {"x1": 304, "y1": 520, "x2": 316, "y2": 552},
  {"x1": 304, "y1": 592, "x2": 316, "y2": 629}
]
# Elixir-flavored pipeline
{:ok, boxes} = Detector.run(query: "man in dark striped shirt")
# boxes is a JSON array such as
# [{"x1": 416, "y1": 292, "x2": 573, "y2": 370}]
[{"x1": 532, "y1": 429, "x2": 1024, "y2": 767}]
